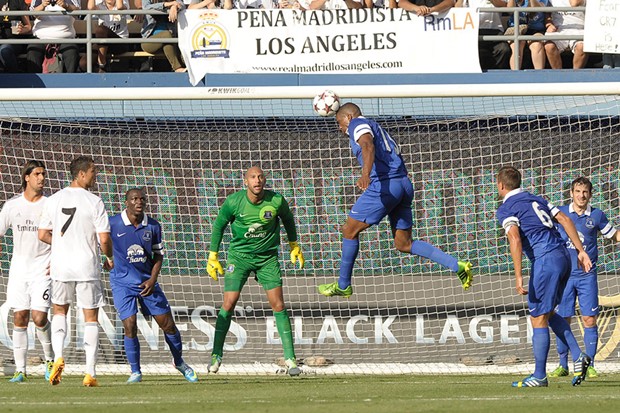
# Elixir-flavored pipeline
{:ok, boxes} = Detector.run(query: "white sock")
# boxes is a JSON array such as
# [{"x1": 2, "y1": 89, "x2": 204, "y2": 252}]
[
  {"x1": 36, "y1": 322, "x2": 54, "y2": 362},
  {"x1": 83, "y1": 322, "x2": 99, "y2": 377},
  {"x1": 12, "y1": 327, "x2": 28, "y2": 373},
  {"x1": 51, "y1": 314, "x2": 66, "y2": 361}
]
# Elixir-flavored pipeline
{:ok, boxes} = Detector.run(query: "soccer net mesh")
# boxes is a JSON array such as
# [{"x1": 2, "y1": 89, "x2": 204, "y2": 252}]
[{"x1": 0, "y1": 90, "x2": 619, "y2": 376}]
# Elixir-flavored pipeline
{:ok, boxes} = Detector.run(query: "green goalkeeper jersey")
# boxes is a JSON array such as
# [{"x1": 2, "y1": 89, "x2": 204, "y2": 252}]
[{"x1": 209, "y1": 189, "x2": 297, "y2": 255}]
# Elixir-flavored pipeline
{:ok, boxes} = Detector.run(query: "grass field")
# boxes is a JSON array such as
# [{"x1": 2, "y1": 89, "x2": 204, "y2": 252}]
[{"x1": 2, "y1": 373, "x2": 620, "y2": 413}]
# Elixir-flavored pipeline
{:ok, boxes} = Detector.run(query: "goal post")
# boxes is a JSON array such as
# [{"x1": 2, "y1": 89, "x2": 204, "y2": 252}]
[{"x1": 0, "y1": 84, "x2": 619, "y2": 376}]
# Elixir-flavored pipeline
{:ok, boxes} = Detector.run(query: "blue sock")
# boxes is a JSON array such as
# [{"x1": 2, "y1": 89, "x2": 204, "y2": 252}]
[
  {"x1": 338, "y1": 238, "x2": 359, "y2": 290},
  {"x1": 584, "y1": 326, "x2": 598, "y2": 363},
  {"x1": 532, "y1": 328, "x2": 550, "y2": 379},
  {"x1": 164, "y1": 330, "x2": 184, "y2": 366},
  {"x1": 410, "y1": 240, "x2": 459, "y2": 272},
  {"x1": 549, "y1": 313, "x2": 582, "y2": 362},
  {"x1": 556, "y1": 333, "x2": 569, "y2": 369},
  {"x1": 124, "y1": 336, "x2": 141, "y2": 374}
]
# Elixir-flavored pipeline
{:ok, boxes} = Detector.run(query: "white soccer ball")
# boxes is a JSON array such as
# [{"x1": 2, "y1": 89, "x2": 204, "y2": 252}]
[{"x1": 312, "y1": 90, "x2": 341, "y2": 117}]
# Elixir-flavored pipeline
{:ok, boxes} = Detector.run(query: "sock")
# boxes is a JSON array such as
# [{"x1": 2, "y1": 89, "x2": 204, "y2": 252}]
[
  {"x1": 274, "y1": 309, "x2": 296, "y2": 361},
  {"x1": 338, "y1": 238, "x2": 359, "y2": 289},
  {"x1": 556, "y1": 334, "x2": 570, "y2": 369},
  {"x1": 212, "y1": 308, "x2": 232, "y2": 358},
  {"x1": 36, "y1": 322, "x2": 54, "y2": 362},
  {"x1": 549, "y1": 313, "x2": 582, "y2": 362},
  {"x1": 51, "y1": 314, "x2": 66, "y2": 361},
  {"x1": 410, "y1": 240, "x2": 459, "y2": 272},
  {"x1": 164, "y1": 330, "x2": 184, "y2": 366},
  {"x1": 532, "y1": 327, "x2": 550, "y2": 379},
  {"x1": 124, "y1": 336, "x2": 141, "y2": 374},
  {"x1": 12, "y1": 327, "x2": 28, "y2": 373},
  {"x1": 584, "y1": 326, "x2": 598, "y2": 363},
  {"x1": 83, "y1": 322, "x2": 99, "y2": 377}
]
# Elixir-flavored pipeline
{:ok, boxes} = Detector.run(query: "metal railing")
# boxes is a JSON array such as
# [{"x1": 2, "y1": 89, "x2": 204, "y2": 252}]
[{"x1": 0, "y1": 7, "x2": 587, "y2": 73}]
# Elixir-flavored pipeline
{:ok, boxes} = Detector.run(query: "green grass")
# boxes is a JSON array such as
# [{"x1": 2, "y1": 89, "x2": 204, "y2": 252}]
[{"x1": 2, "y1": 374, "x2": 620, "y2": 413}]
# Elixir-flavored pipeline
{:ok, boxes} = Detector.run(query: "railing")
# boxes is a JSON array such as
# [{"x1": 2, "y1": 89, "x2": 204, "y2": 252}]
[{"x1": 0, "y1": 7, "x2": 587, "y2": 73}]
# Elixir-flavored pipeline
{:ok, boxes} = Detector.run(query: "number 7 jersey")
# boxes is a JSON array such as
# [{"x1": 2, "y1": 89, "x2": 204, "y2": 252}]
[
  {"x1": 496, "y1": 188, "x2": 566, "y2": 261},
  {"x1": 39, "y1": 187, "x2": 110, "y2": 281}
]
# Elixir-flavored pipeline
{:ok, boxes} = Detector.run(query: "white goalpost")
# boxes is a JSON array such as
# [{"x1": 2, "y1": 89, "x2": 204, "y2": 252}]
[{"x1": 0, "y1": 83, "x2": 619, "y2": 376}]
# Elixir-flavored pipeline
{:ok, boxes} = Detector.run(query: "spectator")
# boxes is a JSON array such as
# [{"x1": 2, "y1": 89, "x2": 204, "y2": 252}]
[
  {"x1": 602, "y1": 54, "x2": 620, "y2": 69},
  {"x1": 82, "y1": 0, "x2": 131, "y2": 72},
  {"x1": 188, "y1": 0, "x2": 220, "y2": 8},
  {"x1": 506, "y1": 0, "x2": 548, "y2": 70},
  {"x1": 397, "y1": 0, "x2": 454, "y2": 15},
  {"x1": 1, "y1": 0, "x2": 32, "y2": 72},
  {"x1": 26, "y1": 0, "x2": 81, "y2": 73},
  {"x1": 456, "y1": 0, "x2": 510, "y2": 70},
  {"x1": 223, "y1": 0, "x2": 276, "y2": 7},
  {"x1": 298, "y1": 0, "x2": 363, "y2": 9},
  {"x1": 544, "y1": 0, "x2": 587, "y2": 69},
  {"x1": 138, "y1": 0, "x2": 186, "y2": 72},
  {"x1": 364, "y1": 0, "x2": 397, "y2": 7}
]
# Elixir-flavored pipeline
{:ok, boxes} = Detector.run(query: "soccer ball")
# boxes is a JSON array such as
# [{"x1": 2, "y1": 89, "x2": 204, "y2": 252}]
[{"x1": 312, "y1": 90, "x2": 341, "y2": 117}]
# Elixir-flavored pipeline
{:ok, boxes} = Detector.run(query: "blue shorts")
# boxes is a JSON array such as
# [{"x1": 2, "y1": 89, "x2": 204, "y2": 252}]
[
  {"x1": 349, "y1": 176, "x2": 413, "y2": 229},
  {"x1": 528, "y1": 247, "x2": 570, "y2": 317},
  {"x1": 111, "y1": 282, "x2": 171, "y2": 321},
  {"x1": 556, "y1": 274, "x2": 599, "y2": 318}
]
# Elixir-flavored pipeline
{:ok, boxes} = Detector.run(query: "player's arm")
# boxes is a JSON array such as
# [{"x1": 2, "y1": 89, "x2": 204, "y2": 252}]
[
  {"x1": 280, "y1": 197, "x2": 305, "y2": 269},
  {"x1": 207, "y1": 199, "x2": 233, "y2": 280},
  {"x1": 141, "y1": 222, "x2": 164, "y2": 296},
  {"x1": 505, "y1": 224, "x2": 527, "y2": 295},
  {"x1": 99, "y1": 232, "x2": 114, "y2": 270},
  {"x1": 38, "y1": 229, "x2": 52, "y2": 245},
  {"x1": 554, "y1": 211, "x2": 592, "y2": 273},
  {"x1": 357, "y1": 133, "x2": 375, "y2": 191}
]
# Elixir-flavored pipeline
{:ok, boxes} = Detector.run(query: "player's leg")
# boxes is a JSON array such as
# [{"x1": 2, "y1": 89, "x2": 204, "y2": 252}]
[
  {"x1": 146, "y1": 285, "x2": 197, "y2": 382},
  {"x1": 390, "y1": 177, "x2": 472, "y2": 289},
  {"x1": 10, "y1": 309, "x2": 30, "y2": 382},
  {"x1": 76, "y1": 280, "x2": 105, "y2": 387},
  {"x1": 49, "y1": 280, "x2": 74, "y2": 385},
  {"x1": 30, "y1": 274, "x2": 54, "y2": 379},
  {"x1": 260, "y1": 257, "x2": 300, "y2": 376},
  {"x1": 7, "y1": 276, "x2": 31, "y2": 382},
  {"x1": 112, "y1": 283, "x2": 143, "y2": 383},
  {"x1": 550, "y1": 278, "x2": 576, "y2": 377},
  {"x1": 211, "y1": 253, "x2": 250, "y2": 372},
  {"x1": 576, "y1": 275, "x2": 599, "y2": 377}
]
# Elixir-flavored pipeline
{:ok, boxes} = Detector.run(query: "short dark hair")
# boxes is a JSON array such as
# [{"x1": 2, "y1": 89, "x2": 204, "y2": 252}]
[
  {"x1": 571, "y1": 177, "x2": 593, "y2": 193},
  {"x1": 497, "y1": 166, "x2": 521, "y2": 190},
  {"x1": 69, "y1": 156, "x2": 94, "y2": 180},
  {"x1": 21, "y1": 160, "x2": 46, "y2": 190},
  {"x1": 125, "y1": 187, "x2": 145, "y2": 200}
]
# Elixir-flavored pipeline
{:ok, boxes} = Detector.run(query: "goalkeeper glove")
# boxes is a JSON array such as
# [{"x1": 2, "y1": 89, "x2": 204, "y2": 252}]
[
  {"x1": 207, "y1": 251, "x2": 224, "y2": 281},
  {"x1": 289, "y1": 241, "x2": 305, "y2": 269}
]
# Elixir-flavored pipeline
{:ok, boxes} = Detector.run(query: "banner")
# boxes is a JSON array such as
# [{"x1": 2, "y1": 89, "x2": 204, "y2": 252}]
[
  {"x1": 178, "y1": 9, "x2": 482, "y2": 86},
  {"x1": 584, "y1": 0, "x2": 620, "y2": 54}
]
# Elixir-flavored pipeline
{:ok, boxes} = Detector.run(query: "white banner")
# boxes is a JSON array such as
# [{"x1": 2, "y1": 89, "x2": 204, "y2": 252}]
[
  {"x1": 178, "y1": 9, "x2": 481, "y2": 86},
  {"x1": 584, "y1": 0, "x2": 620, "y2": 54}
]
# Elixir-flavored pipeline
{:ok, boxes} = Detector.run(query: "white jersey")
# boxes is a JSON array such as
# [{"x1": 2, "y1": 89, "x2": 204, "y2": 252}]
[
  {"x1": 0, "y1": 194, "x2": 51, "y2": 281},
  {"x1": 95, "y1": 0, "x2": 130, "y2": 38},
  {"x1": 549, "y1": 0, "x2": 586, "y2": 30},
  {"x1": 39, "y1": 187, "x2": 110, "y2": 282}
]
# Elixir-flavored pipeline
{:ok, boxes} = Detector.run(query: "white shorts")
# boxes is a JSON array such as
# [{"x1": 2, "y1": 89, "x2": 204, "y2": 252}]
[
  {"x1": 51, "y1": 280, "x2": 105, "y2": 309},
  {"x1": 7, "y1": 275, "x2": 52, "y2": 312},
  {"x1": 547, "y1": 28, "x2": 583, "y2": 53}
]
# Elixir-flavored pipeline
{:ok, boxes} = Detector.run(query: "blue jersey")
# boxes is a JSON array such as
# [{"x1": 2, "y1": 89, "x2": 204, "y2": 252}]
[
  {"x1": 347, "y1": 117, "x2": 407, "y2": 182},
  {"x1": 496, "y1": 189, "x2": 565, "y2": 261},
  {"x1": 109, "y1": 210, "x2": 164, "y2": 286},
  {"x1": 557, "y1": 204, "x2": 617, "y2": 277}
]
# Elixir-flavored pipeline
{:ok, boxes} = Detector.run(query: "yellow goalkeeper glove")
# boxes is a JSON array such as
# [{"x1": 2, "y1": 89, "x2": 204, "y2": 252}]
[
  {"x1": 207, "y1": 251, "x2": 224, "y2": 281},
  {"x1": 289, "y1": 241, "x2": 305, "y2": 269}
]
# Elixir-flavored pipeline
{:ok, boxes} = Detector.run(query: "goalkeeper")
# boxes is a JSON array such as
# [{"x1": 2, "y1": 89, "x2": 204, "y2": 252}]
[{"x1": 207, "y1": 166, "x2": 305, "y2": 376}]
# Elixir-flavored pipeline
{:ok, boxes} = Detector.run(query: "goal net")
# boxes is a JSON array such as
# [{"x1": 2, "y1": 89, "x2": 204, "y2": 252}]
[{"x1": 0, "y1": 86, "x2": 619, "y2": 376}]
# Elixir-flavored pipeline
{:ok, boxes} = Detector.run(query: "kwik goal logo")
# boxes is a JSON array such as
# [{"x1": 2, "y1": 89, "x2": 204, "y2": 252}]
[{"x1": 189, "y1": 12, "x2": 230, "y2": 59}]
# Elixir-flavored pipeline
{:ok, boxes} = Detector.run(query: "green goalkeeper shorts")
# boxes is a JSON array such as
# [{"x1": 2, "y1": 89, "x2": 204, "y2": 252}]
[{"x1": 224, "y1": 251, "x2": 282, "y2": 292}]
